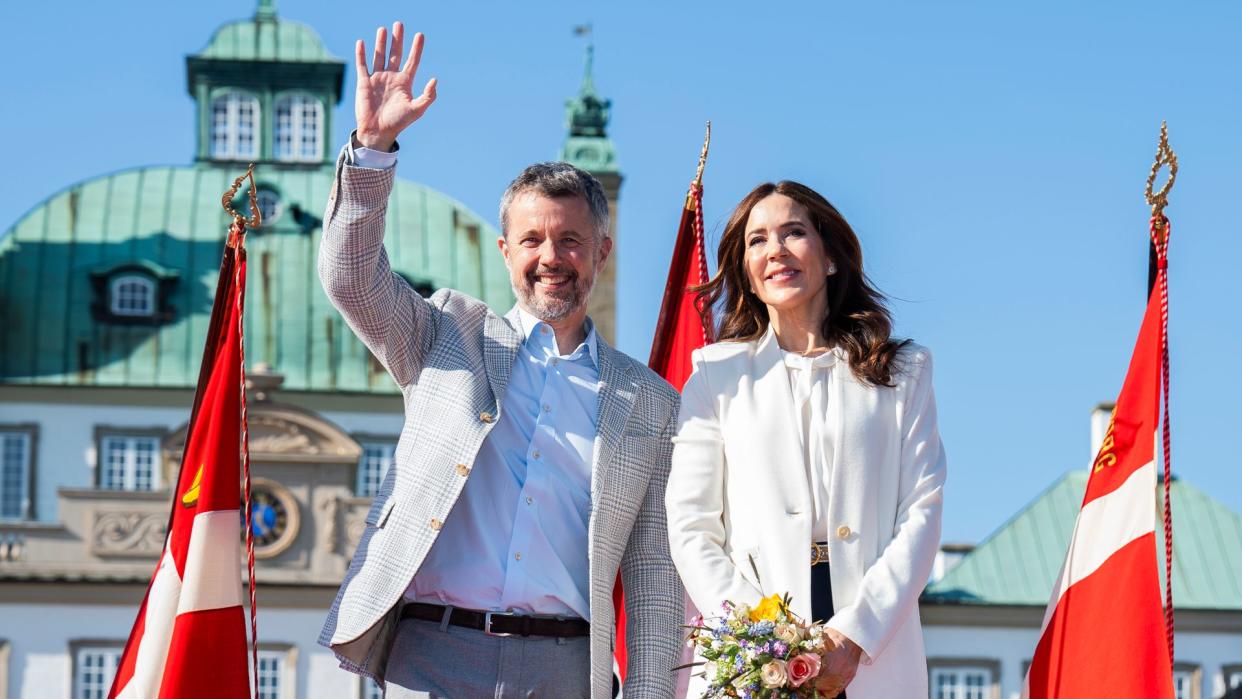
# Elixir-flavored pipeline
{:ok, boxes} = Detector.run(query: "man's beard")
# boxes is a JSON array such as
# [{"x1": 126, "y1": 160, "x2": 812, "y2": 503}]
[{"x1": 512, "y1": 266, "x2": 594, "y2": 323}]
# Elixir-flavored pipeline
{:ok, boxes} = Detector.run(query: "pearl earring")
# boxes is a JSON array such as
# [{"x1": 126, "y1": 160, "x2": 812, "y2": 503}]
[{"x1": 827, "y1": 263, "x2": 837, "y2": 275}]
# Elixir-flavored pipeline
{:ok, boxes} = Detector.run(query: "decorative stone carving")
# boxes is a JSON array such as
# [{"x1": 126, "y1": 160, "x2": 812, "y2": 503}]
[
  {"x1": 344, "y1": 508, "x2": 367, "y2": 552},
  {"x1": 248, "y1": 415, "x2": 320, "y2": 455},
  {"x1": 92, "y1": 512, "x2": 166, "y2": 557},
  {"x1": 320, "y1": 496, "x2": 340, "y2": 553}
]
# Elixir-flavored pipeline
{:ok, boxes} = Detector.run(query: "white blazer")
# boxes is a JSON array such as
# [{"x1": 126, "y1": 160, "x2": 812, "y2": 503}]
[{"x1": 666, "y1": 329, "x2": 946, "y2": 699}]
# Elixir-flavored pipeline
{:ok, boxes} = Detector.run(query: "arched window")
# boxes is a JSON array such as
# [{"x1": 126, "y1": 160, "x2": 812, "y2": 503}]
[
  {"x1": 109, "y1": 275, "x2": 155, "y2": 317},
  {"x1": 274, "y1": 94, "x2": 323, "y2": 162},
  {"x1": 210, "y1": 91, "x2": 260, "y2": 160}
]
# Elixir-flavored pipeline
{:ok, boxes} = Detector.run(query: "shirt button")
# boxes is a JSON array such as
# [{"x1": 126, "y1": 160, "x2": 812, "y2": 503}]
[
  {"x1": 542, "y1": 404, "x2": 551, "y2": 413},
  {"x1": 430, "y1": 518, "x2": 443, "y2": 531},
  {"x1": 532, "y1": 450, "x2": 540, "y2": 460},
  {"x1": 837, "y1": 525, "x2": 852, "y2": 540},
  {"x1": 479, "y1": 411, "x2": 494, "y2": 423},
  {"x1": 551, "y1": 358, "x2": 559, "y2": 366},
  {"x1": 526, "y1": 496, "x2": 533, "y2": 505},
  {"x1": 455, "y1": 463, "x2": 470, "y2": 477},
  {"x1": 515, "y1": 552, "x2": 522, "y2": 561}
]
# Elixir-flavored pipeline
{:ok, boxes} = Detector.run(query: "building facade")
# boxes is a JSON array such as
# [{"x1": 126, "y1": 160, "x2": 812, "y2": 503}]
[{"x1": 0, "y1": 2, "x2": 621, "y2": 697}]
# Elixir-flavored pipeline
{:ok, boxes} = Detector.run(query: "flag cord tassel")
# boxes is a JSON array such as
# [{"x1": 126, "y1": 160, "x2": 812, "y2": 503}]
[
  {"x1": 223, "y1": 165, "x2": 260, "y2": 699},
  {"x1": 1145, "y1": 123, "x2": 1176, "y2": 663}
]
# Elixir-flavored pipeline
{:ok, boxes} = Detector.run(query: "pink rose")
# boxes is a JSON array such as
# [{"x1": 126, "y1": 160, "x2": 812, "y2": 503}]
[{"x1": 786, "y1": 653, "x2": 822, "y2": 688}]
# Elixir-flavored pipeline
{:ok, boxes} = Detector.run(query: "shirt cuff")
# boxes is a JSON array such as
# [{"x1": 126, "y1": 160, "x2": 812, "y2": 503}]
[{"x1": 346, "y1": 130, "x2": 399, "y2": 170}]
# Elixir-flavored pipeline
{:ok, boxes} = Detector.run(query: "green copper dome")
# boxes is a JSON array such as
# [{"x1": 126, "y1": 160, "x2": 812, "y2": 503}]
[
  {"x1": 198, "y1": 2, "x2": 332, "y2": 63},
  {"x1": 0, "y1": 164, "x2": 513, "y2": 393}
]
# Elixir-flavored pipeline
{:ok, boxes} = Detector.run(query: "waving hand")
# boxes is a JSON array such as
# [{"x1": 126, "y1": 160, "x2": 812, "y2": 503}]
[{"x1": 354, "y1": 22, "x2": 437, "y2": 152}]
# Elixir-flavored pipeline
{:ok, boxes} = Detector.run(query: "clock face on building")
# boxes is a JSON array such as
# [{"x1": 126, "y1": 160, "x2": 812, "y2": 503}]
[{"x1": 240, "y1": 479, "x2": 299, "y2": 558}]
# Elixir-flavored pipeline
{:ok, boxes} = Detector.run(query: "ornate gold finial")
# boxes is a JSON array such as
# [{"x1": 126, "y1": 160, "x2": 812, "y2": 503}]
[
  {"x1": 694, "y1": 121, "x2": 712, "y2": 188},
  {"x1": 1145, "y1": 122, "x2": 1177, "y2": 236},
  {"x1": 222, "y1": 164, "x2": 261, "y2": 247}
]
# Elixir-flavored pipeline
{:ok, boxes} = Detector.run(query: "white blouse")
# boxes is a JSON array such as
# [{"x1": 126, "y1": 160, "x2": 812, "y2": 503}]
[{"x1": 781, "y1": 349, "x2": 837, "y2": 542}]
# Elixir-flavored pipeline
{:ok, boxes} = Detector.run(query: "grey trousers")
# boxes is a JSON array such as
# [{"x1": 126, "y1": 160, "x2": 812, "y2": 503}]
[{"x1": 383, "y1": 617, "x2": 591, "y2": 698}]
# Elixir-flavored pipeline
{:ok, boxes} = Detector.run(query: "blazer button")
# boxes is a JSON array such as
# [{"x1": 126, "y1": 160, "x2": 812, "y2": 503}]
[
  {"x1": 837, "y1": 525, "x2": 852, "y2": 540},
  {"x1": 429, "y1": 518, "x2": 442, "y2": 531},
  {"x1": 479, "y1": 411, "x2": 494, "y2": 424},
  {"x1": 455, "y1": 463, "x2": 470, "y2": 477}
]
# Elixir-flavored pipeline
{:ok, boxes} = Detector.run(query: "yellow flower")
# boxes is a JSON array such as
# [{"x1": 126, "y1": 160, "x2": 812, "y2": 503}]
[{"x1": 749, "y1": 594, "x2": 784, "y2": 622}]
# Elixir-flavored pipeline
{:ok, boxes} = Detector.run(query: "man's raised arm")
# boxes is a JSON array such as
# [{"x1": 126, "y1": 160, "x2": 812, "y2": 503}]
[{"x1": 318, "y1": 22, "x2": 439, "y2": 388}]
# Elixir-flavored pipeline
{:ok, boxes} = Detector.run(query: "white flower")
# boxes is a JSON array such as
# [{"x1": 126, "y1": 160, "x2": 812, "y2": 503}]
[
  {"x1": 760, "y1": 659, "x2": 789, "y2": 688},
  {"x1": 775, "y1": 623, "x2": 801, "y2": 644}
]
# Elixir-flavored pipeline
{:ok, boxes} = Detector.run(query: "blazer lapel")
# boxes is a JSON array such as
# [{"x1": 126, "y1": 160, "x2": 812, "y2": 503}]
[
  {"x1": 590, "y1": 339, "x2": 637, "y2": 500},
  {"x1": 482, "y1": 308, "x2": 524, "y2": 410},
  {"x1": 749, "y1": 329, "x2": 813, "y2": 516}
]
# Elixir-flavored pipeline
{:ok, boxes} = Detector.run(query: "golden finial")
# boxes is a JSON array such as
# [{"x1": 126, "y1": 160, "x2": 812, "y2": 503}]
[
  {"x1": 1144, "y1": 122, "x2": 1177, "y2": 238},
  {"x1": 694, "y1": 121, "x2": 712, "y2": 188},
  {"x1": 221, "y1": 164, "x2": 261, "y2": 247}
]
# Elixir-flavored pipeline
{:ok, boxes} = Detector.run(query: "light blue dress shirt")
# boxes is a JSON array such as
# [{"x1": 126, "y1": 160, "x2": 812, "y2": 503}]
[{"x1": 408, "y1": 308, "x2": 600, "y2": 619}]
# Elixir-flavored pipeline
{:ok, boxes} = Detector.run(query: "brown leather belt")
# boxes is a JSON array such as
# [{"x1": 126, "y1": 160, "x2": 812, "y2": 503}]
[{"x1": 401, "y1": 602, "x2": 590, "y2": 638}]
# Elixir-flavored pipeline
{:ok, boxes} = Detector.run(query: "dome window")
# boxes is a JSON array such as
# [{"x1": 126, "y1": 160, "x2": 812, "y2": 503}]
[
  {"x1": 274, "y1": 94, "x2": 323, "y2": 162},
  {"x1": 89, "y1": 261, "x2": 179, "y2": 325},
  {"x1": 109, "y1": 276, "x2": 156, "y2": 317},
  {"x1": 255, "y1": 189, "x2": 283, "y2": 226},
  {"x1": 210, "y1": 91, "x2": 260, "y2": 160}
]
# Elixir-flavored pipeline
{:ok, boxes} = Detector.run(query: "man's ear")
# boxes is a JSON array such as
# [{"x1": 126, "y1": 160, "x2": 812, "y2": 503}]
[
  {"x1": 497, "y1": 235, "x2": 510, "y2": 268},
  {"x1": 596, "y1": 236, "x2": 613, "y2": 271}
]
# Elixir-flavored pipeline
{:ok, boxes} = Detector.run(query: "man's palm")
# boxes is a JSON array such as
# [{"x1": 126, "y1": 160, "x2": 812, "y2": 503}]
[{"x1": 354, "y1": 23, "x2": 436, "y2": 151}]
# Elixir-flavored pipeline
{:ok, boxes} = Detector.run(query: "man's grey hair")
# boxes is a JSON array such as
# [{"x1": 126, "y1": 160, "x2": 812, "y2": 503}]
[{"x1": 499, "y1": 162, "x2": 610, "y2": 242}]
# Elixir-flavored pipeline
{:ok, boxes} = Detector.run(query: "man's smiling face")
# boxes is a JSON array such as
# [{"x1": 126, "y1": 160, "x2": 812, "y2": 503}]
[{"x1": 498, "y1": 191, "x2": 611, "y2": 325}]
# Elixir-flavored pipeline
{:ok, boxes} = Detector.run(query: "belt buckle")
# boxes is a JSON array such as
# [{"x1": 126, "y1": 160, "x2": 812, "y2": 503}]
[
  {"x1": 483, "y1": 611, "x2": 514, "y2": 637},
  {"x1": 811, "y1": 542, "x2": 830, "y2": 566}
]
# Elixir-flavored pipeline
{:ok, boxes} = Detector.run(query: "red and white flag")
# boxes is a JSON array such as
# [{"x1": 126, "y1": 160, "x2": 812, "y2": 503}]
[
  {"x1": 1023, "y1": 268, "x2": 1174, "y2": 697},
  {"x1": 615, "y1": 129, "x2": 714, "y2": 691},
  {"x1": 109, "y1": 238, "x2": 252, "y2": 699}
]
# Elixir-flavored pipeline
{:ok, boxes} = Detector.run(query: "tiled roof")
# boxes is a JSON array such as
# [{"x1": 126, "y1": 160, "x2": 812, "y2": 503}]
[{"x1": 923, "y1": 471, "x2": 1242, "y2": 610}]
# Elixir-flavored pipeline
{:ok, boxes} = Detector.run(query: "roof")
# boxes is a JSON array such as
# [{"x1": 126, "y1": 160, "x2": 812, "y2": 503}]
[
  {"x1": 0, "y1": 163, "x2": 513, "y2": 393},
  {"x1": 923, "y1": 470, "x2": 1242, "y2": 610},
  {"x1": 197, "y1": 12, "x2": 333, "y2": 63}
]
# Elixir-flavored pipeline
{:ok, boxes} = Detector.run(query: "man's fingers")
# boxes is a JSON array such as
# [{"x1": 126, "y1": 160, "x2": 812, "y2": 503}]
[
  {"x1": 371, "y1": 26, "x2": 387, "y2": 74},
  {"x1": 407, "y1": 77, "x2": 437, "y2": 119},
  {"x1": 402, "y1": 32, "x2": 425, "y2": 78},
  {"x1": 353, "y1": 40, "x2": 368, "y2": 81},
  {"x1": 388, "y1": 22, "x2": 404, "y2": 71}
]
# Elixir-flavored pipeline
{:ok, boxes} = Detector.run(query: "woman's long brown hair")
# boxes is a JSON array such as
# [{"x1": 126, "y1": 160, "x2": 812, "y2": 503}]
[{"x1": 696, "y1": 181, "x2": 908, "y2": 386}]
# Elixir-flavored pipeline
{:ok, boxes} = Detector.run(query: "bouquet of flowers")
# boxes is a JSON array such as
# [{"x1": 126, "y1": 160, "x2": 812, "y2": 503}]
[{"x1": 683, "y1": 593, "x2": 832, "y2": 698}]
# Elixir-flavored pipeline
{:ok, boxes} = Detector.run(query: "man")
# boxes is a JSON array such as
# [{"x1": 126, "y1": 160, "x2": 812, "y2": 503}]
[{"x1": 317, "y1": 22, "x2": 683, "y2": 698}]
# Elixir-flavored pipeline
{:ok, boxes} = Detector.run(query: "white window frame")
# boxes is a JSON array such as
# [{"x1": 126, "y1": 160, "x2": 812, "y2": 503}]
[
  {"x1": 930, "y1": 664, "x2": 995, "y2": 699},
  {"x1": 99, "y1": 435, "x2": 162, "y2": 492},
  {"x1": 0, "y1": 429, "x2": 33, "y2": 520},
  {"x1": 1173, "y1": 663, "x2": 1200, "y2": 699},
  {"x1": 72, "y1": 643, "x2": 123, "y2": 699},
  {"x1": 109, "y1": 275, "x2": 156, "y2": 317},
  {"x1": 273, "y1": 93, "x2": 323, "y2": 163},
  {"x1": 252, "y1": 646, "x2": 296, "y2": 699},
  {"x1": 210, "y1": 90, "x2": 260, "y2": 160},
  {"x1": 357, "y1": 441, "x2": 396, "y2": 498}
]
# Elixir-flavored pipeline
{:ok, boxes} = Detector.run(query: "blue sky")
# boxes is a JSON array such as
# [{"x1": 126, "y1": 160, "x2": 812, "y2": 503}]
[{"x1": 2, "y1": 0, "x2": 1238, "y2": 544}]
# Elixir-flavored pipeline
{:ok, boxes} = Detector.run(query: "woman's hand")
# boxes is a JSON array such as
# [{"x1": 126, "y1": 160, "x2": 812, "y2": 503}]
[
  {"x1": 354, "y1": 22, "x2": 438, "y2": 152},
  {"x1": 813, "y1": 628, "x2": 862, "y2": 698}
]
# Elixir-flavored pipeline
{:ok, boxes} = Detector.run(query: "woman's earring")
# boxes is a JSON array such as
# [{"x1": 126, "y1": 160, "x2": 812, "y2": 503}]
[{"x1": 827, "y1": 263, "x2": 837, "y2": 276}]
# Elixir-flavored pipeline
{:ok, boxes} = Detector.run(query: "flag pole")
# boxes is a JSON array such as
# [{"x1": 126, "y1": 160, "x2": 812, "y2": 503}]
[
  {"x1": 221, "y1": 166, "x2": 261, "y2": 699},
  {"x1": 1143, "y1": 122, "x2": 1177, "y2": 664}
]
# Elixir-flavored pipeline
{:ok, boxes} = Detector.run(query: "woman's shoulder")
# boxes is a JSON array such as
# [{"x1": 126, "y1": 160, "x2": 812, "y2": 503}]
[
  {"x1": 692, "y1": 339, "x2": 758, "y2": 365},
  {"x1": 890, "y1": 341, "x2": 934, "y2": 383}
]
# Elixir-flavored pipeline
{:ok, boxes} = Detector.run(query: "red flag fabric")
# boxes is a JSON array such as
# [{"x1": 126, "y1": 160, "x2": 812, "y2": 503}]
[
  {"x1": 1022, "y1": 285, "x2": 1174, "y2": 698},
  {"x1": 109, "y1": 241, "x2": 251, "y2": 699},
  {"x1": 614, "y1": 180, "x2": 713, "y2": 687}
]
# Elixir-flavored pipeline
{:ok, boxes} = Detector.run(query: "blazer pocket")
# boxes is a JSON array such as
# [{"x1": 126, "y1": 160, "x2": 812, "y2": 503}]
[{"x1": 366, "y1": 496, "x2": 397, "y2": 529}]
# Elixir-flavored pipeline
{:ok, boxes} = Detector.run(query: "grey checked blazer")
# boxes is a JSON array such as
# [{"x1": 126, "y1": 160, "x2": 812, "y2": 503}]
[{"x1": 316, "y1": 151, "x2": 684, "y2": 699}]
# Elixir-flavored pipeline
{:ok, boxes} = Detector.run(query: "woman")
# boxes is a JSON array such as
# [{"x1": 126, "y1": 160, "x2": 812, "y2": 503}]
[{"x1": 666, "y1": 181, "x2": 946, "y2": 698}]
